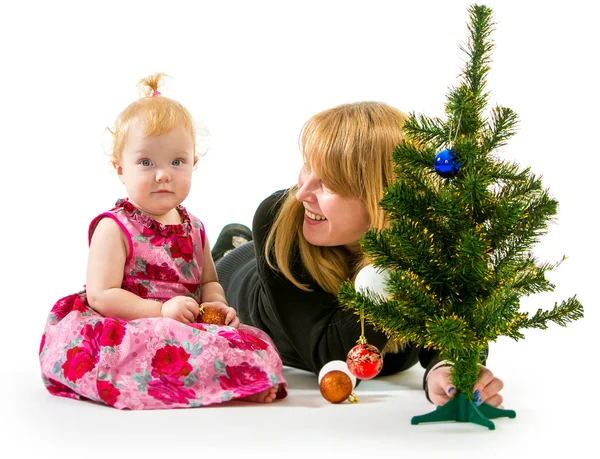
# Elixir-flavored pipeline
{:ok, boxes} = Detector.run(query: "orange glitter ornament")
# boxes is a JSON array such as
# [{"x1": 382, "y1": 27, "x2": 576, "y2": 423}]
[
  {"x1": 318, "y1": 360, "x2": 358, "y2": 404},
  {"x1": 197, "y1": 305, "x2": 227, "y2": 325}
]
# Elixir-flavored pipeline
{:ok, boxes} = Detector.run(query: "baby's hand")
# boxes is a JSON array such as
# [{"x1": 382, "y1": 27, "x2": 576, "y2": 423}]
[
  {"x1": 161, "y1": 296, "x2": 199, "y2": 324},
  {"x1": 200, "y1": 301, "x2": 240, "y2": 328}
]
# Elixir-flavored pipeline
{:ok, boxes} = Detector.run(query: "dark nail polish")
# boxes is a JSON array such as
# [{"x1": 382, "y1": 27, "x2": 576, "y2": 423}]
[
  {"x1": 448, "y1": 387, "x2": 455, "y2": 394},
  {"x1": 473, "y1": 389, "x2": 480, "y2": 398}
]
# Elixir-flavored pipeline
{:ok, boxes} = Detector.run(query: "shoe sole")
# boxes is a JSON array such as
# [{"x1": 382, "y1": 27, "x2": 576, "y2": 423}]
[{"x1": 211, "y1": 223, "x2": 252, "y2": 261}]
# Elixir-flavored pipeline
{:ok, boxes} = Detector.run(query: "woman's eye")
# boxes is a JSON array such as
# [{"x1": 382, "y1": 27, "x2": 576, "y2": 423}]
[
  {"x1": 172, "y1": 159, "x2": 183, "y2": 166},
  {"x1": 140, "y1": 159, "x2": 152, "y2": 167}
]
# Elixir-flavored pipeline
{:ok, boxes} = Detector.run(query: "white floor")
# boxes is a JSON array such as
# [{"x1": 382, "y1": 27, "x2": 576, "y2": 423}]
[
  {"x1": 1, "y1": 1, "x2": 598, "y2": 456},
  {"x1": 3, "y1": 317, "x2": 596, "y2": 458}
]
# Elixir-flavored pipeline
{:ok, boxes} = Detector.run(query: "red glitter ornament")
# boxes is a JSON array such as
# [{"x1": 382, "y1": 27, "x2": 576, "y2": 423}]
[
  {"x1": 345, "y1": 282, "x2": 384, "y2": 380},
  {"x1": 346, "y1": 342, "x2": 383, "y2": 380}
]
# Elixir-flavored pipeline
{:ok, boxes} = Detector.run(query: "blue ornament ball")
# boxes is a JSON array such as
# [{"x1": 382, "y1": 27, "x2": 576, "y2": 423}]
[{"x1": 434, "y1": 149, "x2": 461, "y2": 178}]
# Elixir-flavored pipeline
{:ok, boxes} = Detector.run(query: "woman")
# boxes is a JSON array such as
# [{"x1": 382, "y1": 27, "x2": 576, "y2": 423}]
[{"x1": 215, "y1": 101, "x2": 504, "y2": 407}]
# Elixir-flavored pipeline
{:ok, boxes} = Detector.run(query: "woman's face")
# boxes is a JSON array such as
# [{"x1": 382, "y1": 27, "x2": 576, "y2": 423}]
[{"x1": 296, "y1": 165, "x2": 370, "y2": 253}]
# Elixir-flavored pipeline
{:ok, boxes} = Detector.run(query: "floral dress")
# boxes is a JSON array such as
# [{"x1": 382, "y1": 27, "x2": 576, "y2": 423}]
[{"x1": 39, "y1": 199, "x2": 287, "y2": 409}]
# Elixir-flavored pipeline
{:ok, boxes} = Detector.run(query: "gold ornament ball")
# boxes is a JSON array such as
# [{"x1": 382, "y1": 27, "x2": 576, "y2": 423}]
[
  {"x1": 198, "y1": 306, "x2": 227, "y2": 325},
  {"x1": 319, "y1": 370, "x2": 353, "y2": 403}
]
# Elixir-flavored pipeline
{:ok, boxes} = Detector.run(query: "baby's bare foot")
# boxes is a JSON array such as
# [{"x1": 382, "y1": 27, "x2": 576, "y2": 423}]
[{"x1": 239, "y1": 385, "x2": 279, "y2": 403}]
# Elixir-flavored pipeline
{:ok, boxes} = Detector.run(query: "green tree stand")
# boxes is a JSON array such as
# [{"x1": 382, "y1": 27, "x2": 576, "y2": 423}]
[{"x1": 411, "y1": 393, "x2": 516, "y2": 430}]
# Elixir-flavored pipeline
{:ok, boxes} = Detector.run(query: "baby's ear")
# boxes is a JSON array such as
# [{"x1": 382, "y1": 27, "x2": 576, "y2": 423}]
[{"x1": 113, "y1": 161, "x2": 124, "y2": 181}]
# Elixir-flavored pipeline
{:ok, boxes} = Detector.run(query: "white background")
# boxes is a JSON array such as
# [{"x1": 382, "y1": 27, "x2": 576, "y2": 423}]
[{"x1": 1, "y1": 0, "x2": 598, "y2": 457}]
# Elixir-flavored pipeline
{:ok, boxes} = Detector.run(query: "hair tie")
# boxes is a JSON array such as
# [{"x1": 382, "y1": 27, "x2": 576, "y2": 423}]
[{"x1": 151, "y1": 90, "x2": 161, "y2": 97}]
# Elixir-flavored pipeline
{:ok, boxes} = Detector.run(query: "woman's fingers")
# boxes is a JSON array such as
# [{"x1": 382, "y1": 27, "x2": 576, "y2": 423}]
[
  {"x1": 472, "y1": 366, "x2": 504, "y2": 406},
  {"x1": 483, "y1": 393, "x2": 503, "y2": 408},
  {"x1": 427, "y1": 364, "x2": 455, "y2": 406}
]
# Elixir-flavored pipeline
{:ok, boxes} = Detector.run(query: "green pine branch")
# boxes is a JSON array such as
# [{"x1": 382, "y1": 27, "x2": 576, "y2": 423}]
[
  {"x1": 425, "y1": 315, "x2": 480, "y2": 357},
  {"x1": 338, "y1": 282, "x2": 432, "y2": 345},
  {"x1": 481, "y1": 106, "x2": 519, "y2": 154},
  {"x1": 513, "y1": 297, "x2": 584, "y2": 330},
  {"x1": 505, "y1": 257, "x2": 558, "y2": 295},
  {"x1": 460, "y1": 5, "x2": 494, "y2": 103},
  {"x1": 471, "y1": 288, "x2": 524, "y2": 340},
  {"x1": 391, "y1": 141, "x2": 437, "y2": 178},
  {"x1": 402, "y1": 114, "x2": 448, "y2": 149}
]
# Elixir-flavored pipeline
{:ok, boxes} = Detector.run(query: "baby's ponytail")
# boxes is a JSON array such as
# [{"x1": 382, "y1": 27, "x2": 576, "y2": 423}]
[
  {"x1": 108, "y1": 72, "x2": 196, "y2": 164},
  {"x1": 137, "y1": 72, "x2": 167, "y2": 98}
]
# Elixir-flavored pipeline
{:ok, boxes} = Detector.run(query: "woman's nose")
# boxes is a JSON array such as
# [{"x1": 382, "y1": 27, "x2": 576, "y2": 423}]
[{"x1": 296, "y1": 174, "x2": 316, "y2": 202}]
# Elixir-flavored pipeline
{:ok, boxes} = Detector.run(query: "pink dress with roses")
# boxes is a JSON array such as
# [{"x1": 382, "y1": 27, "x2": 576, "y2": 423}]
[{"x1": 39, "y1": 199, "x2": 287, "y2": 409}]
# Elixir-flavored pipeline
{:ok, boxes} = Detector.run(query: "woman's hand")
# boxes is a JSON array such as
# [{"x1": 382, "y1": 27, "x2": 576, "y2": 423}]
[
  {"x1": 471, "y1": 366, "x2": 504, "y2": 408},
  {"x1": 426, "y1": 361, "x2": 504, "y2": 407}
]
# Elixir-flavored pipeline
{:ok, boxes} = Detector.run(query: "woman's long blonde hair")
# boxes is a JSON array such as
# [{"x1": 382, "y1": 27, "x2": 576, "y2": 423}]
[
  {"x1": 108, "y1": 73, "x2": 197, "y2": 164},
  {"x1": 265, "y1": 101, "x2": 408, "y2": 294}
]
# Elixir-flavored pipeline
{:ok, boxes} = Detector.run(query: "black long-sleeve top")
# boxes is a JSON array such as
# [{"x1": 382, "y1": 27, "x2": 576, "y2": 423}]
[{"x1": 223, "y1": 190, "x2": 439, "y2": 377}]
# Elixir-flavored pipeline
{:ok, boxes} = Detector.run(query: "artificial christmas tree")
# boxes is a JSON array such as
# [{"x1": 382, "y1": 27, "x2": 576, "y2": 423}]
[{"x1": 338, "y1": 4, "x2": 584, "y2": 430}]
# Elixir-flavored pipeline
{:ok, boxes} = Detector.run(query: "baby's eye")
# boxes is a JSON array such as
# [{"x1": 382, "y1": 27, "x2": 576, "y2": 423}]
[
  {"x1": 140, "y1": 159, "x2": 153, "y2": 167},
  {"x1": 172, "y1": 159, "x2": 183, "y2": 166}
]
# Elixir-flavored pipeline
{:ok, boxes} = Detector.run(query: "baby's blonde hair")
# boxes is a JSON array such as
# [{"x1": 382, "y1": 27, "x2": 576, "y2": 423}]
[
  {"x1": 266, "y1": 101, "x2": 408, "y2": 294},
  {"x1": 109, "y1": 73, "x2": 196, "y2": 164}
]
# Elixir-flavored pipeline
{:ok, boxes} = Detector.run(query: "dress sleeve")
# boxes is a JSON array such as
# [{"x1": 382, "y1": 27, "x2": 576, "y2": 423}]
[{"x1": 88, "y1": 211, "x2": 134, "y2": 264}]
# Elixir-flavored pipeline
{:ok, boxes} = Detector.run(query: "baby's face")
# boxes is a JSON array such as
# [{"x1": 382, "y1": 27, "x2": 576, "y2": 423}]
[{"x1": 115, "y1": 121, "x2": 196, "y2": 222}]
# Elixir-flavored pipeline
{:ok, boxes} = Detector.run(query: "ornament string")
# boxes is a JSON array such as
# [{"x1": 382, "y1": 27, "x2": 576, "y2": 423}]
[
  {"x1": 358, "y1": 306, "x2": 367, "y2": 345},
  {"x1": 448, "y1": 110, "x2": 463, "y2": 147},
  {"x1": 352, "y1": 307, "x2": 364, "y2": 403}
]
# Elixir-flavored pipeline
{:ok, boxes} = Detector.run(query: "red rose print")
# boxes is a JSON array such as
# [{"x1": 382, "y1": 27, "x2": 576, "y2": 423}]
[
  {"x1": 39, "y1": 334, "x2": 46, "y2": 355},
  {"x1": 50, "y1": 293, "x2": 87, "y2": 320},
  {"x1": 218, "y1": 329, "x2": 269, "y2": 351},
  {"x1": 168, "y1": 236, "x2": 194, "y2": 262},
  {"x1": 81, "y1": 322, "x2": 103, "y2": 355},
  {"x1": 147, "y1": 375, "x2": 196, "y2": 405},
  {"x1": 151, "y1": 345, "x2": 193, "y2": 379},
  {"x1": 188, "y1": 323, "x2": 207, "y2": 332},
  {"x1": 97, "y1": 380, "x2": 121, "y2": 406},
  {"x1": 138, "y1": 262, "x2": 180, "y2": 281},
  {"x1": 72, "y1": 295, "x2": 89, "y2": 313},
  {"x1": 122, "y1": 278, "x2": 149, "y2": 298},
  {"x1": 182, "y1": 283, "x2": 201, "y2": 295},
  {"x1": 218, "y1": 362, "x2": 270, "y2": 391},
  {"x1": 50, "y1": 295, "x2": 74, "y2": 320},
  {"x1": 101, "y1": 319, "x2": 126, "y2": 347},
  {"x1": 62, "y1": 346, "x2": 97, "y2": 382},
  {"x1": 142, "y1": 227, "x2": 168, "y2": 247},
  {"x1": 45, "y1": 378, "x2": 78, "y2": 400}
]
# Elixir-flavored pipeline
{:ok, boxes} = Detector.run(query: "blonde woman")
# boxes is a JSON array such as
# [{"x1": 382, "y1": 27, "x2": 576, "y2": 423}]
[{"x1": 216, "y1": 101, "x2": 505, "y2": 407}]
